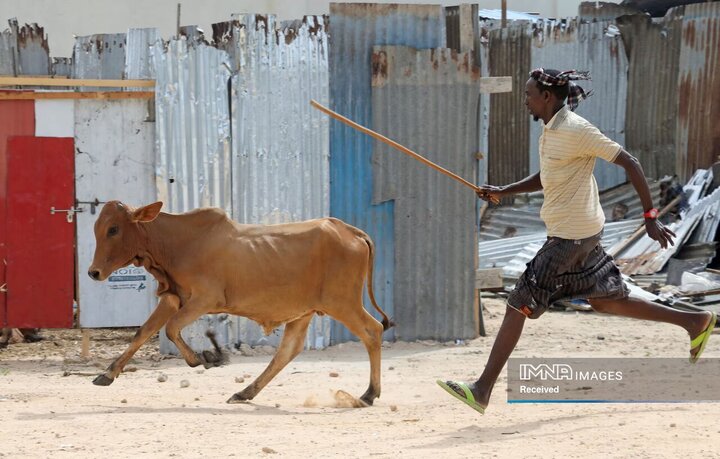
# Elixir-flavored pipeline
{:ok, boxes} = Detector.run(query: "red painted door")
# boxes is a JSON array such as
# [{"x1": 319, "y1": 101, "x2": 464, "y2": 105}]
[
  {"x1": 0, "y1": 99, "x2": 36, "y2": 326},
  {"x1": 5, "y1": 136, "x2": 74, "y2": 328}
]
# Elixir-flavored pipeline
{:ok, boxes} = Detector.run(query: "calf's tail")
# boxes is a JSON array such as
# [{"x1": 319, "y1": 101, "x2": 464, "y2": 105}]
[{"x1": 360, "y1": 233, "x2": 395, "y2": 331}]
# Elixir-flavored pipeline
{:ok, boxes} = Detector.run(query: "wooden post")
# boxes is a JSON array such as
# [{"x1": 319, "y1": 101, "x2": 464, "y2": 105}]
[
  {"x1": 81, "y1": 329, "x2": 90, "y2": 359},
  {"x1": 501, "y1": 0, "x2": 507, "y2": 28}
]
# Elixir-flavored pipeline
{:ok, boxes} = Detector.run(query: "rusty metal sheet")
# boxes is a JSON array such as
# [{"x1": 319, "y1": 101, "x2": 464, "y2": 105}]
[
  {"x1": 16, "y1": 21, "x2": 50, "y2": 75},
  {"x1": 0, "y1": 19, "x2": 51, "y2": 77},
  {"x1": 445, "y1": 4, "x2": 478, "y2": 54},
  {"x1": 72, "y1": 33, "x2": 126, "y2": 91},
  {"x1": 372, "y1": 45, "x2": 480, "y2": 341},
  {"x1": 51, "y1": 57, "x2": 72, "y2": 77},
  {"x1": 579, "y1": 2, "x2": 641, "y2": 21},
  {"x1": 617, "y1": 12, "x2": 683, "y2": 180},
  {"x1": 329, "y1": 3, "x2": 446, "y2": 343},
  {"x1": 487, "y1": 24, "x2": 531, "y2": 193},
  {"x1": 676, "y1": 2, "x2": 720, "y2": 181}
]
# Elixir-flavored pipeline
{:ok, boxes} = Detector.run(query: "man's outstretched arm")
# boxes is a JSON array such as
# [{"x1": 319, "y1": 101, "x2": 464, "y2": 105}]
[
  {"x1": 613, "y1": 149, "x2": 676, "y2": 249},
  {"x1": 477, "y1": 172, "x2": 543, "y2": 202}
]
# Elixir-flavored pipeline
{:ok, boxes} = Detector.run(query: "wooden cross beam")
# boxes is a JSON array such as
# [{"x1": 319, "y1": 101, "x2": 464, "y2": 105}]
[{"x1": 0, "y1": 77, "x2": 155, "y2": 87}]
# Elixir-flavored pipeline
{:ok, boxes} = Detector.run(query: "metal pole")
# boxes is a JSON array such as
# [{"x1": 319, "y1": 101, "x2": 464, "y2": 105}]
[{"x1": 176, "y1": 3, "x2": 181, "y2": 38}]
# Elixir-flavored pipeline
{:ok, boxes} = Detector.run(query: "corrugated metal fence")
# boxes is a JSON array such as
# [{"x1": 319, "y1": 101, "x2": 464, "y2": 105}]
[
  {"x1": 371, "y1": 46, "x2": 479, "y2": 340},
  {"x1": 225, "y1": 14, "x2": 331, "y2": 350},
  {"x1": 484, "y1": 4, "x2": 719, "y2": 186},
  {"x1": 153, "y1": 39, "x2": 232, "y2": 214},
  {"x1": 328, "y1": 3, "x2": 447, "y2": 343},
  {"x1": 153, "y1": 15, "x2": 332, "y2": 352},
  {"x1": 6, "y1": 3, "x2": 720, "y2": 348},
  {"x1": 676, "y1": 2, "x2": 720, "y2": 181},
  {"x1": 0, "y1": 19, "x2": 50, "y2": 76},
  {"x1": 487, "y1": 24, "x2": 530, "y2": 192},
  {"x1": 617, "y1": 12, "x2": 682, "y2": 180}
]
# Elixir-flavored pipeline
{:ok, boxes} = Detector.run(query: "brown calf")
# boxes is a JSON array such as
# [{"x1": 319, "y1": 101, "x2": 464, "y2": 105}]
[{"x1": 88, "y1": 201, "x2": 393, "y2": 405}]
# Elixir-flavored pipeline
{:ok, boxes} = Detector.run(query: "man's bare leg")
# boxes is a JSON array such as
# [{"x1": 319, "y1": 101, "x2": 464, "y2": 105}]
[
  {"x1": 589, "y1": 295, "x2": 713, "y2": 359},
  {"x1": 465, "y1": 305, "x2": 527, "y2": 407},
  {"x1": 447, "y1": 295, "x2": 711, "y2": 409}
]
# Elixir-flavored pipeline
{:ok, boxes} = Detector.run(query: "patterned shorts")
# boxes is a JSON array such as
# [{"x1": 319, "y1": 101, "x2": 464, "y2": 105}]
[{"x1": 507, "y1": 231, "x2": 629, "y2": 319}]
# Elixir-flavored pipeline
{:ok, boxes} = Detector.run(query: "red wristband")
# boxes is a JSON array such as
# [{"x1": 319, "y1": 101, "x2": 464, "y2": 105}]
[{"x1": 643, "y1": 208, "x2": 658, "y2": 219}]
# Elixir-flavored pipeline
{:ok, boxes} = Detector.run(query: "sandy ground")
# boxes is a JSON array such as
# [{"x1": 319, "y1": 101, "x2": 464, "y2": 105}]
[{"x1": 1, "y1": 297, "x2": 719, "y2": 458}]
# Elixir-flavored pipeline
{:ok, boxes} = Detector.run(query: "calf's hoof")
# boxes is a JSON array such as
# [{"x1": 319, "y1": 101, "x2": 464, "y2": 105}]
[
  {"x1": 24, "y1": 333, "x2": 44, "y2": 343},
  {"x1": 200, "y1": 330, "x2": 228, "y2": 369},
  {"x1": 226, "y1": 392, "x2": 252, "y2": 404},
  {"x1": 199, "y1": 349, "x2": 227, "y2": 369},
  {"x1": 92, "y1": 374, "x2": 114, "y2": 386},
  {"x1": 359, "y1": 389, "x2": 379, "y2": 406}
]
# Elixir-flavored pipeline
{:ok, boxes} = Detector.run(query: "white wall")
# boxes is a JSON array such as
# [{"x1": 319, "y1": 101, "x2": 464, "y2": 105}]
[{"x1": 0, "y1": 0, "x2": 621, "y2": 58}]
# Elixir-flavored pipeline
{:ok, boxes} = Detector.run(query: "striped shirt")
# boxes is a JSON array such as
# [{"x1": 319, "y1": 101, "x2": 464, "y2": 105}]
[{"x1": 539, "y1": 106, "x2": 622, "y2": 239}]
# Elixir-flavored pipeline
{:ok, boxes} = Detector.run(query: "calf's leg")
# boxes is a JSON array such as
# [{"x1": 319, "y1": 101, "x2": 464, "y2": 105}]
[
  {"x1": 164, "y1": 300, "x2": 226, "y2": 369},
  {"x1": 227, "y1": 313, "x2": 313, "y2": 404},
  {"x1": 93, "y1": 294, "x2": 180, "y2": 386},
  {"x1": 333, "y1": 305, "x2": 384, "y2": 406}
]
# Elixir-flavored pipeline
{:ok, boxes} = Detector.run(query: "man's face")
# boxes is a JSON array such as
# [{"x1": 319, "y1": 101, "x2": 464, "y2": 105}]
[{"x1": 525, "y1": 78, "x2": 547, "y2": 122}]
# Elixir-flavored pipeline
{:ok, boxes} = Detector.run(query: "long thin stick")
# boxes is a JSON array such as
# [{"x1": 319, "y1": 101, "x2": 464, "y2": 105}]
[{"x1": 310, "y1": 99, "x2": 498, "y2": 203}]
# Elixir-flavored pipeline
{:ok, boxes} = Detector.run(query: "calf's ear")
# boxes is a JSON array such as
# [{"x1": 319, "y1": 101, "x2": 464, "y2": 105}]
[{"x1": 131, "y1": 201, "x2": 163, "y2": 223}]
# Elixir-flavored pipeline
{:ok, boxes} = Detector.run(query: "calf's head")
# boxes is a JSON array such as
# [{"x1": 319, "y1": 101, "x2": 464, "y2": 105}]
[{"x1": 88, "y1": 201, "x2": 163, "y2": 281}]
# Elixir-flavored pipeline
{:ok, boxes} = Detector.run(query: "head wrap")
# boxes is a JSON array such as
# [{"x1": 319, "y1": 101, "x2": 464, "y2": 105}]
[{"x1": 529, "y1": 68, "x2": 592, "y2": 111}]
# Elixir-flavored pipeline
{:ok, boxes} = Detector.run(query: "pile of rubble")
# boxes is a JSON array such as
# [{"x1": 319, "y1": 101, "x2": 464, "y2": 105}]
[{"x1": 478, "y1": 167, "x2": 720, "y2": 314}]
